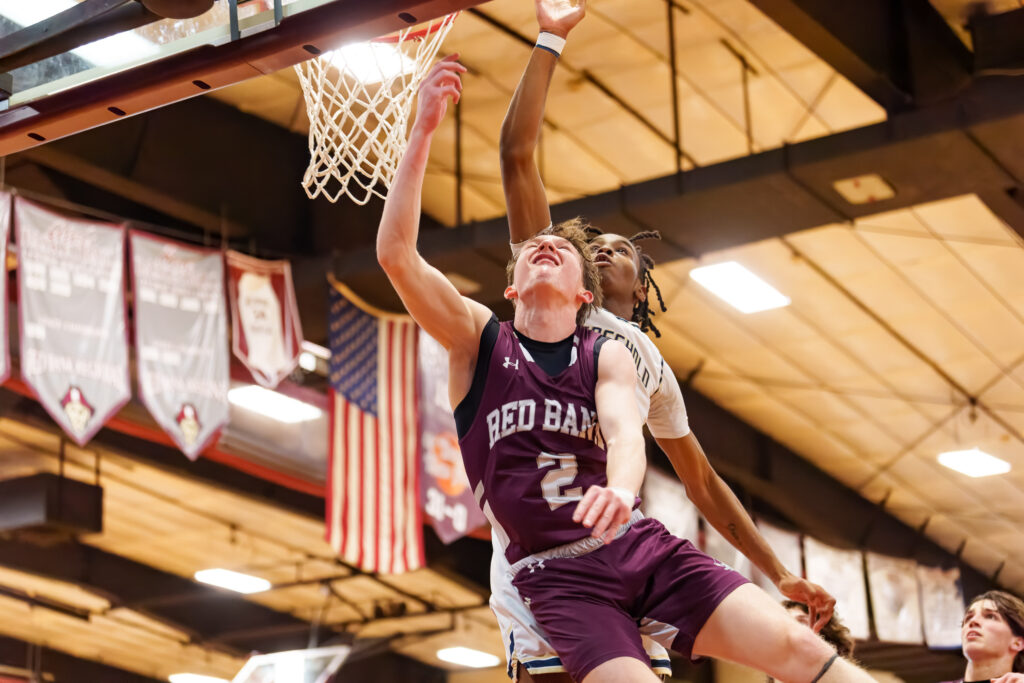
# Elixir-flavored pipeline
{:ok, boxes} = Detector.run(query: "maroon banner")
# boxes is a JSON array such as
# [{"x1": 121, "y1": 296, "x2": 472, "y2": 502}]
[
  {"x1": 0, "y1": 191, "x2": 9, "y2": 385},
  {"x1": 131, "y1": 231, "x2": 229, "y2": 460},
  {"x1": 417, "y1": 330, "x2": 486, "y2": 544},
  {"x1": 225, "y1": 250, "x2": 303, "y2": 389},
  {"x1": 15, "y1": 198, "x2": 130, "y2": 445}
]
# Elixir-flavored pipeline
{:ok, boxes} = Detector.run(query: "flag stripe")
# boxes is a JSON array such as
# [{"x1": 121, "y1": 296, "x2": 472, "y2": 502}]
[
  {"x1": 404, "y1": 321, "x2": 419, "y2": 570},
  {"x1": 327, "y1": 284, "x2": 422, "y2": 574}
]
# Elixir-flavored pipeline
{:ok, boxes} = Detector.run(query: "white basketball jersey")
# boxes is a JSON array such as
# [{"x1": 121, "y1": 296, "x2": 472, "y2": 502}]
[{"x1": 584, "y1": 307, "x2": 690, "y2": 440}]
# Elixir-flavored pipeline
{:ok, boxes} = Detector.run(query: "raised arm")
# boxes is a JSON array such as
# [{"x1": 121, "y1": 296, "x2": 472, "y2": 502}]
[
  {"x1": 658, "y1": 432, "x2": 836, "y2": 632},
  {"x1": 573, "y1": 340, "x2": 645, "y2": 544},
  {"x1": 500, "y1": 0, "x2": 586, "y2": 243},
  {"x1": 377, "y1": 56, "x2": 490, "y2": 356}
]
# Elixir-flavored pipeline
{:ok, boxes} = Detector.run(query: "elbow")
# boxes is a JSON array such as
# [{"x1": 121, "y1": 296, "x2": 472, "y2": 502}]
[
  {"x1": 376, "y1": 239, "x2": 405, "y2": 276},
  {"x1": 499, "y1": 124, "x2": 535, "y2": 169}
]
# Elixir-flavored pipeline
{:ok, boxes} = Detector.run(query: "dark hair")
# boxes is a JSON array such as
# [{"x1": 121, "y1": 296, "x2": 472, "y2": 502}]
[
  {"x1": 506, "y1": 217, "x2": 603, "y2": 326},
  {"x1": 782, "y1": 600, "x2": 856, "y2": 660},
  {"x1": 966, "y1": 591, "x2": 1024, "y2": 673},
  {"x1": 625, "y1": 230, "x2": 667, "y2": 337}
]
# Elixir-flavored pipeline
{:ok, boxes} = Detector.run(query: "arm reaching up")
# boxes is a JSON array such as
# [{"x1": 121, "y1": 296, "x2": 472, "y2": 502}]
[
  {"x1": 376, "y1": 55, "x2": 492, "y2": 401},
  {"x1": 500, "y1": 0, "x2": 587, "y2": 244}
]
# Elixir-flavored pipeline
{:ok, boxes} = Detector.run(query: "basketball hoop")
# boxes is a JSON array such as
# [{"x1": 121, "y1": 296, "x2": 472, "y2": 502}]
[{"x1": 295, "y1": 13, "x2": 458, "y2": 205}]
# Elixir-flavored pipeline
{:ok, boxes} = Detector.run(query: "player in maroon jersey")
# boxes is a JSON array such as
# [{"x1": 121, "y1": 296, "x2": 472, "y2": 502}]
[{"x1": 377, "y1": 55, "x2": 870, "y2": 683}]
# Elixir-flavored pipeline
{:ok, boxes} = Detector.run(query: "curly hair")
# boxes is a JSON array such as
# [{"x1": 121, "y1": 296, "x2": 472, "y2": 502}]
[
  {"x1": 966, "y1": 591, "x2": 1024, "y2": 673},
  {"x1": 506, "y1": 217, "x2": 603, "y2": 326},
  {"x1": 782, "y1": 600, "x2": 856, "y2": 660}
]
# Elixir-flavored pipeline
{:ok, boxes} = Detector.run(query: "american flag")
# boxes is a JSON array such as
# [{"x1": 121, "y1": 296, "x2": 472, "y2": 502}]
[{"x1": 326, "y1": 279, "x2": 423, "y2": 573}]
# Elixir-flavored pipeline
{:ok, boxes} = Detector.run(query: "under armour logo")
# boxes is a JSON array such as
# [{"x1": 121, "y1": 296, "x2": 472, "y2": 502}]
[
  {"x1": 528, "y1": 559, "x2": 545, "y2": 573},
  {"x1": 503, "y1": 357, "x2": 519, "y2": 370},
  {"x1": 712, "y1": 559, "x2": 734, "y2": 572}
]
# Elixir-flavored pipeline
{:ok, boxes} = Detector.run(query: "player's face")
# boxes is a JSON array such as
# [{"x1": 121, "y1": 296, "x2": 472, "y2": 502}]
[
  {"x1": 512, "y1": 234, "x2": 586, "y2": 299},
  {"x1": 590, "y1": 234, "x2": 643, "y2": 302},
  {"x1": 961, "y1": 599, "x2": 1023, "y2": 663}
]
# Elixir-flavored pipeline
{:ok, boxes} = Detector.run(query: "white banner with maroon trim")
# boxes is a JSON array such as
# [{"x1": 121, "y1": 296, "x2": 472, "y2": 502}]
[
  {"x1": 131, "y1": 231, "x2": 229, "y2": 460},
  {"x1": 0, "y1": 191, "x2": 9, "y2": 385},
  {"x1": 15, "y1": 198, "x2": 130, "y2": 445},
  {"x1": 225, "y1": 250, "x2": 303, "y2": 389}
]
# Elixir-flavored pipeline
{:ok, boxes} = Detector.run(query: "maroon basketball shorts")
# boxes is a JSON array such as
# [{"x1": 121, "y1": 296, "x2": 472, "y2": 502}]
[{"x1": 511, "y1": 517, "x2": 748, "y2": 682}]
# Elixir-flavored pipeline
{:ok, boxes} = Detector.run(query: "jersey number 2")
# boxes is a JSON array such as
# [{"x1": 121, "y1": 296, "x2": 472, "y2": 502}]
[{"x1": 537, "y1": 452, "x2": 583, "y2": 511}]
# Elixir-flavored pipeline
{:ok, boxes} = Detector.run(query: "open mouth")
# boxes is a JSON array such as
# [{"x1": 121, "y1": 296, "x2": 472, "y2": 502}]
[
  {"x1": 593, "y1": 253, "x2": 612, "y2": 266},
  {"x1": 965, "y1": 630, "x2": 981, "y2": 639},
  {"x1": 532, "y1": 253, "x2": 559, "y2": 266}
]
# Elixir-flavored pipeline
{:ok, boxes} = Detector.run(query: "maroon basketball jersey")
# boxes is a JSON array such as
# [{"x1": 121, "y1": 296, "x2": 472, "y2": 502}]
[{"x1": 457, "y1": 320, "x2": 610, "y2": 564}]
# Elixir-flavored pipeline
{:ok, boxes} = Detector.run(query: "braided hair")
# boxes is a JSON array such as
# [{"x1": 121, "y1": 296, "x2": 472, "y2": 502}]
[
  {"x1": 626, "y1": 230, "x2": 667, "y2": 337},
  {"x1": 583, "y1": 222, "x2": 667, "y2": 336}
]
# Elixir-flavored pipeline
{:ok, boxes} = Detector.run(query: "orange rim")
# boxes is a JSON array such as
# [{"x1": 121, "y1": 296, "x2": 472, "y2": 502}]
[{"x1": 371, "y1": 11, "x2": 458, "y2": 43}]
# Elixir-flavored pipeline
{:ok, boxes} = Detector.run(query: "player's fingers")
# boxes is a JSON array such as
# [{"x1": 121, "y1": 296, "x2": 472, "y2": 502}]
[
  {"x1": 590, "y1": 494, "x2": 616, "y2": 539},
  {"x1": 572, "y1": 487, "x2": 601, "y2": 523},
  {"x1": 439, "y1": 84, "x2": 460, "y2": 104},
  {"x1": 436, "y1": 55, "x2": 468, "y2": 72},
  {"x1": 584, "y1": 493, "x2": 610, "y2": 529},
  {"x1": 600, "y1": 505, "x2": 630, "y2": 544},
  {"x1": 435, "y1": 71, "x2": 463, "y2": 91},
  {"x1": 811, "y1": 598, "x2": 835, "y2": 632}
]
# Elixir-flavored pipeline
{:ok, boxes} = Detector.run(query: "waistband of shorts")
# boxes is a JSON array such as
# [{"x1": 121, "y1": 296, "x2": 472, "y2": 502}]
[{"x1": 509, "y1": 509, "x2": 645, "y2": 576}]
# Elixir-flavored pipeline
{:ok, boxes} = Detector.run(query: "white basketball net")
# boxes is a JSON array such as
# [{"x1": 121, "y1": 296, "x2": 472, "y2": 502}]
[{"x1": 295, "y1": 14, "x2": 458, "y2": 205}]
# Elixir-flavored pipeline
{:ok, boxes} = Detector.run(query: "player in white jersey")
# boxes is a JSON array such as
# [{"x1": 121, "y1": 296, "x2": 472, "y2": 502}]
[{"x1": 491, "y1": 1, "x2": 845, "y2": 681}]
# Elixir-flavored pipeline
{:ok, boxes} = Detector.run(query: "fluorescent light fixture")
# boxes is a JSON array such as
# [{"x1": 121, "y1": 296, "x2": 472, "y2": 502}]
[
  {"x1": 168, "y1": 675, "x2": 229, "y2": 683},
  {"x1": 228, "y1": 385, "x2": 322, "y2": 424},
  {"x1": 689, "y1": 261, "x2": 790, "y2": 313},
  {"x1": 0, "y1": 0, "x2": 159, "y2": 69},
  {"x1": 329, "y1": 42, "x2": 414, "y2": 84},
  {"x1": 436, "y1": 647, "x2": 500, "y2": 668},
  {"x1": 194, "y1": 568, "x2": 271, "y2": 594},
  {"x1": 937, "y1": 448, "x2": 1011, "y2": 478}
]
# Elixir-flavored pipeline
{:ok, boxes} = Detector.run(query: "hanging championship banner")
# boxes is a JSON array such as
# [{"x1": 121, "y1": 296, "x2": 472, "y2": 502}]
[
  {"x1": 0, "y1": 191, "x2": 9, "y2": 385},
  {"x1": 752, "y1": 520, "x2": 803, "y2": 599},
  {"x1": 803, "y1": 537, "x2": 871, "y2": 639},
  {"x1": 15, "y1": 199, "x2": 130, "y2": 445},
  {"x1": 917, "y1": 565, "x2": 964, "y2": 648},
  {"x1": 418, "y1": 330, "x2": 486, "y2": 544},
  {"x1": 225, "y1": 251, "x2": 303, "y2": 389},
  {"x1": 131, "y1": 232, "x2": 229, "y2": 459},
  {"x1": 866, "y1": 553, "x2": 924, "y2": 644}
]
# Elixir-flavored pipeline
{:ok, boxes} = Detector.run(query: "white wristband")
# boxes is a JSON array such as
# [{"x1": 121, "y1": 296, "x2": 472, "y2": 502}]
[
  {"x1": 608, "y1": 486, "x2": 636, "y2": 508},
  {"x1": 536, "y1": 31, "x2": 566, "y2": 58}
]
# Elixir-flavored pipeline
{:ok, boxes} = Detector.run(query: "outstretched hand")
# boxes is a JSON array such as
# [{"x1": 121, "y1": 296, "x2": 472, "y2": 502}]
[
  {"x1": 573, "y1": 485, "x2": 633, "y2": 544},
  {"x1": 777, "y1": 574, "x2": 837, "y2": 633},
  {"x1": 536, "y1": 0, "x2": 586, "y2": 38},
  {"x1": 413, "y1": 54, "x2": 466, "y2": 136}
]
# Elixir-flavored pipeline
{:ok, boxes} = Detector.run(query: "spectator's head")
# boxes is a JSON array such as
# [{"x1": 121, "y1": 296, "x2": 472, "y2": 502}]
[
  {"x1": 962, "y1": 590, "x2": 1024, "y2": 673},
  {"x1": 783, "y1": 600, "x2": 856, "y2": 659}
]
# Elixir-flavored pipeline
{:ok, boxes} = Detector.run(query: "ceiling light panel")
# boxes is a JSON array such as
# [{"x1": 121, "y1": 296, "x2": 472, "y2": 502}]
[
  {"x1": 937, "y1": 448, "x2": 1011, "y2": 478},
  {"x1": 194, "y1": 569, "x2": 271, "y2": 594},
  {"x1": 689, "y1": 261, "x2": 791, "y2": 313}
]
